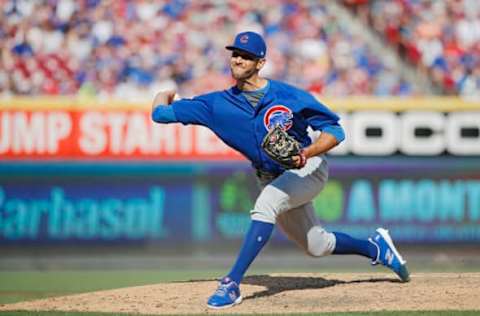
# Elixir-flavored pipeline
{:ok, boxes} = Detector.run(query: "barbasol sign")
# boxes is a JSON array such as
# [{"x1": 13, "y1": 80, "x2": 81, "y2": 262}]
[{"x1": 329, "y1": 111, "x2": 480, "y2": 156}]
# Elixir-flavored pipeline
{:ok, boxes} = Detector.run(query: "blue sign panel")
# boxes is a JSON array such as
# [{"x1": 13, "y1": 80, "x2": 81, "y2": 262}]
[
  {"x1": 0, "y1": 179, "x2": 192, "y2": 244},
  {"x1": 1, "y1": 157, "x2": 479, "y2": 245}
]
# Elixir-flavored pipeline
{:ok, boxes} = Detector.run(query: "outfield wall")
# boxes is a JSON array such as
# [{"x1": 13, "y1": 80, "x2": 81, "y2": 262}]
[{"x1": 1, "y1": 97, "x2": 479, "y2": 246}]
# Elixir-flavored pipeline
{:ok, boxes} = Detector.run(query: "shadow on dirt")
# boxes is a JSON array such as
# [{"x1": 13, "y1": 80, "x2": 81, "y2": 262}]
[
  {"x1": 184, "y1": 274, "x2": 401, "y2": 301},
  {"x1": 241, "y1": 275, "x2": 401, "y2": 300}
]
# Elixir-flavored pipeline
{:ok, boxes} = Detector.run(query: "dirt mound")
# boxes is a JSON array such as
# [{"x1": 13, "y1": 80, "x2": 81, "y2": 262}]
[{"x1": 1, "y1": 273, "x2": 479, "y2": 314}]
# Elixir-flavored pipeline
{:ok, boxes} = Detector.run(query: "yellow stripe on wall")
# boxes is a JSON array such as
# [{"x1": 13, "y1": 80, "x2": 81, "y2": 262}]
[
  {"x1": 319, "y1": 96, "x2": 480, "y2": 111},
  {"x1": 0, "y1": 96, "x2": 479, "y2": 111},
  {"x1": 0, "y1": 96, "x2": 150, "y2": 111}
]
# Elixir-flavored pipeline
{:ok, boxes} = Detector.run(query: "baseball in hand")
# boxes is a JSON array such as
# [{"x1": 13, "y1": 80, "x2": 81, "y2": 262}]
[{"x1": 166, "y1": 92, "x2": 180, "y2": 104}]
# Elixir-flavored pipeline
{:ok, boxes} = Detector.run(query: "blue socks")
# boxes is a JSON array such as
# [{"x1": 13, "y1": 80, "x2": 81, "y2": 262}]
[
  {"x1": 227, "y1": 220, "x2": 274, "y2": 284},
  {"x1": 332, "y1": 231, "x2": 377, "y2": 259},
  {"x1": 226, "y1": 225, "x2": 377, "y2": 284}
]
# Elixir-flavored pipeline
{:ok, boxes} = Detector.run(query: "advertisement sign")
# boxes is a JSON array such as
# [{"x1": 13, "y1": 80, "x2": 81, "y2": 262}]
[
  {"x1": 0, "y1": 110, "x2": 242, "y2": 160},
  {"x1": 1, "y1": 97, "x2": 479, "y2": 160},
  {"x1": 330, "y1": 111, "x2": 480, "y2": 156},
  {"x1": 210, "y1": 159, "x2": 480, "y2": 243},
  {"x1": 0, "y1": 178, "x2": 191, "y2": 244},
  {"x1": 1, "y1": 157, "x2": 479, "y2": 244},
  {"x1": 1, "y1": 97, "x2": 479, "y2": 245}
]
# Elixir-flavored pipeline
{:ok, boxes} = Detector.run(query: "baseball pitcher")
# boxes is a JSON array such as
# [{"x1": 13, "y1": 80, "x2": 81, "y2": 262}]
[{"x1": 151, "y1": 31, "x2": 410, "y2": 309}]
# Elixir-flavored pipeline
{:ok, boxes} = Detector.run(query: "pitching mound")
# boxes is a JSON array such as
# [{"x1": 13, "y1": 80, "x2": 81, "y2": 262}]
[{"x1": 1, "y1": 273, "x2": 479, "y2": 314}]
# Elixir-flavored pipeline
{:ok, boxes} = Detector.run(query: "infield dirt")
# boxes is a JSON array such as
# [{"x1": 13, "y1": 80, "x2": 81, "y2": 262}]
[{"x1": 1, "y1": 273, "x2": 479, "y2": 314}]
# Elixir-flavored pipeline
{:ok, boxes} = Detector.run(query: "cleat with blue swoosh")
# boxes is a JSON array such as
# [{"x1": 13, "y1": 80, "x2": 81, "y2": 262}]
[
  {"x1": 207, "y1": 276, "x2": 242, "y2": 309},
  {"x1": 369, "y1": 228, "x2": 410, "y2": 282}
]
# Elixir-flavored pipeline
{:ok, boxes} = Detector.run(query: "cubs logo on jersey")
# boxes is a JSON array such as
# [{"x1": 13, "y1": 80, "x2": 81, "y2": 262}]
[{"x1": 263, "y1": 105, "x2": 293, "y2": 131}]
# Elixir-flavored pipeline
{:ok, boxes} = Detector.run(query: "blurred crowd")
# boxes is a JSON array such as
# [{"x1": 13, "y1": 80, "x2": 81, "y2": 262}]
[
  {"x1": 0, "y1": 0, "x2": 417, "y2": 99},
  {"x1": 346, "y1": 0, "x2": 480, "y2": 97},
  {"x1": 1, "y1": 0, "x2": 477, "y2": 99}
]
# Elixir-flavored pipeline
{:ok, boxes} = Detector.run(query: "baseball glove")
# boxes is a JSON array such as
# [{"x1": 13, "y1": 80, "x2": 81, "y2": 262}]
[{"x1": 261, "y1": 125, "x2": 306, "y2": 169}]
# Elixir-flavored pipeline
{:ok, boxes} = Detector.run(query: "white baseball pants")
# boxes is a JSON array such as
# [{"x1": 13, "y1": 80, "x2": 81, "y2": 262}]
[{"x1": 251, "y1": 156, "x2": 336, "y2": 257}]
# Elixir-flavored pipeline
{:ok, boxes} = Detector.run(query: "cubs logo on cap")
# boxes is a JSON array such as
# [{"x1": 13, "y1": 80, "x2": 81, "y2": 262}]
[
  {"x1": 226, "y1": 31, "x2": 267, "y2": 58},
  {"x1": 240, "y1": 34, "x2": 249, "y2": 44}
]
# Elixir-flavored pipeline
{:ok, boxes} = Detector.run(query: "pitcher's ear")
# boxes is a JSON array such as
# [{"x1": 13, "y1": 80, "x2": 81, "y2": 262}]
[{"x1": 256, "y1": 58, "x2": 266, "y2": 70}]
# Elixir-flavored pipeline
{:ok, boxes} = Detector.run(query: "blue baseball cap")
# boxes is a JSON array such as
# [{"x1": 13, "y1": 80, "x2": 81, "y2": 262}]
[{"x1": 225, "y1": 31, "x2": 267, "y2": 58}]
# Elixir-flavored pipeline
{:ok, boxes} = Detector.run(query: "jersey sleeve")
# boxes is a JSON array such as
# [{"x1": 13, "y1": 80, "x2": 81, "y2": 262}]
[
  {"x1": 170, "y1": 94, "x2": 213, "y2": 127},
  {"x1": 152, "y1": 105, "x2": 177, "y2": 123},
  {"x1": 300, "y1": 93, "x2": 345, "y2": 143}
]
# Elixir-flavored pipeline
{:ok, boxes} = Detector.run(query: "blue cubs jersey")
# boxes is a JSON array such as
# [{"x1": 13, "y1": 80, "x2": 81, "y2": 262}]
[{"x1": 163, "y1": 79, "x2": 344, "y2": 175}]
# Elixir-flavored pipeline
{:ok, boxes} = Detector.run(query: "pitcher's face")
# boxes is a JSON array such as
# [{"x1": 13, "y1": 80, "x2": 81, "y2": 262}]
[{"x1": 230, "y1": 50, "x2": 263, "y2": 80}]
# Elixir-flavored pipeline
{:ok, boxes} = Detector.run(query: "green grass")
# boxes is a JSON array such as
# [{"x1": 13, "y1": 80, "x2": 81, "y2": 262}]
[{"x1": 0, "y1": 270, "x2": 221, "y2": 304}]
